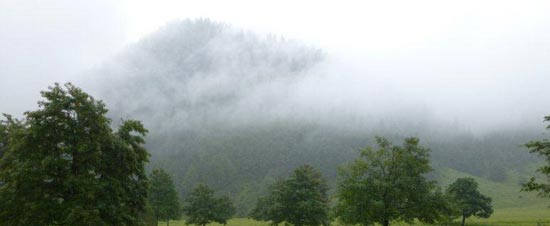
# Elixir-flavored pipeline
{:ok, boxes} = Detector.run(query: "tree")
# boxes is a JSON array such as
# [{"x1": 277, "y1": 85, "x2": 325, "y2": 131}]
[
  {"x1": 251, "y1": 164, "x2": 329, "y2": 226},
  {"x1": 149, "y1": 168, "x2": 182, "y2": 226},
  {"x1": 0, "y1": 83, "x2": 150, "y2": 226},
  {"x1": 447, "y1": 178, "x2": 493, "y2": 226},
  {"x1": 250, "y1": 180, "x2": 285, "y2": 225},
  {"x1": 182, "y1": 184, "x2": 235, "y2": 226},
  {"x1": 0, "y1": 118, "x2": 6, "y2": 159},
  {"x1": 523, "y1": 115, "x2": 550, "y2": 199},
  {"x1": 214, "y1": 196, "x2": 236, "y2": 225},
  {"x1": 0, "y1": 114, "x2": 23, "y2": 189},
  {"x1": 335, "y1": 137, "x2": 448, "y2": 226}
]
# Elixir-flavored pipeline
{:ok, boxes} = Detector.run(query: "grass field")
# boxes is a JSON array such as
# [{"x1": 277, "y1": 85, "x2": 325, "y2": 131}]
[
  {"x1": 160, "y1": 210, "x2": 550, "y2": 226},
  {"x1": 160, "y1": 206, "x2": 550, "y2": 226},
  {"x1": 436, "y1": 167, "x2": 546, "y2": 209},
  {"x1": 466, "y1": 206, "x2": 550, "y2": 226}
]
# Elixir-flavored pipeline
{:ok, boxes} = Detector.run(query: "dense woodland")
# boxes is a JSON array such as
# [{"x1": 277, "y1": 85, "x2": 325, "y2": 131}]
[
  {"x1": 89, "y1": 20, "x2": 544, "y2": 215},
  {"x1": 1, "y1": 19, "x2": 550, "y2": 226}
]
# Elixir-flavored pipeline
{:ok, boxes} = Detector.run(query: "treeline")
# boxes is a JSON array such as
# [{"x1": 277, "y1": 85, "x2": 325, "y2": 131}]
[
  {"x1": 146, "y1": 123, "x2": 540, "y2": 215},
  {"x1": 2, "y1": 83, "x2": 550, "y2": 226},
  {"x1": 0, "y1": 83, "x2": 504, "y2": 226}
]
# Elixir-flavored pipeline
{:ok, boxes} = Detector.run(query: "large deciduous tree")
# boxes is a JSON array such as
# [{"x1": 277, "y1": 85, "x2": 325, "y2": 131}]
[
  {"x1": 447, "y1": 177, "x2": 492, "y2": 226},
  {"x1": 523, "y1": 115, "x2": 550, "y2": 200},
  {"x1": 251, "y1": 164, "x2": 329, "y2": 226},
  {"x1": 335, "y1": 137, "x2": 448, "y2": 226},
  {"x1": 0, "y1": 83, "x2": 150, "y2": 226},
  {"x1": 182, "y1": 184, "x2": 235, "y2": 226},
  {"x1": 149, "y1": 168, "x2": 182, "y2": 226}
]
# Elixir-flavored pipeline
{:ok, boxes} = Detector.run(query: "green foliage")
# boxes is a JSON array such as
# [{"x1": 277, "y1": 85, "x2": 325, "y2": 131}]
[
  {"x1": 149, "y1": 168, "x2": 182, "y2": 224},
  {"x1": 0, "y1": 114, "x2": 22, "y2": 163},
  {"x1": 183, "y1": 184, "x2": 235, "y2": 226},
  {"x1": 92, "y1": 19, "x2": 543, "y2": 214},
  {"x1": 214, "y1": 196, "x2": 236, "y2": 225},
  {"x1": 523, "y1": 116, "x2": 550, "y2": 200},
  {"x1": 147, "y1": 123, "x2": 539, "y2": 214},
  {"x1": 142, "y1": 203, "x2": 160, "y2": 226},
  {"x1": 0, "y1": 83, "x2": 150, "y2": 226},
  {"x1": 447, "y1": 177, "x2": 493, "y2": 225},
  {"x1": 251, "y1": 164, "x2": 329, "y2": 226},
  {"x1": 0, "y1": 117, "x2": 6, "y2": 158},
  {"x1": 335, "y1": 137, "x2": 448, "y2": 226}
]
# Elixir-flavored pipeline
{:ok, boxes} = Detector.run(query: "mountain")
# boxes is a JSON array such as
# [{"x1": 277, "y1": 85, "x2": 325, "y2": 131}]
[{"x1": 90, "y1": 19, "x2": 543, "y2": 215}]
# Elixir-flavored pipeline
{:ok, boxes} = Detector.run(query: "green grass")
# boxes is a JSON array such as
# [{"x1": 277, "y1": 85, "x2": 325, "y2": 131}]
[
  {"x1": 466, "y1": 206, "x2": 550, "y2": 226},
  {"x1": 158, "y1": 218, "x2": 267, "y2": 226},
  {"x1": 159, "y1": 213, "x2": 550, "y2": 226},
  {"x1": 434, "y1": 168, "x2": 550, "y2": 225}
]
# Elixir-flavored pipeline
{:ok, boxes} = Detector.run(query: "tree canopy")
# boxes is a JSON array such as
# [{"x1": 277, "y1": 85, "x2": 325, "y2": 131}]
[
  {"x1": 251, "y1": 164, "x2": 329, "y2": 226},
  {"x1": 523, "y1": 115, "x2": 550, "y2": 200},
  {"x1": 182, "y1": 184, "x2": 235, "y2": 226},
  {"x1": 335, "y1": 137, "x2": 448, "y2": 226},
  {"x1": 149, "y1": 168, "x2": 182, "y2": 226},
  {"x1": 0, "y1": 83, "x2": 150, "y2": 226},
  {"x1": 447, "y1": 177, "x2": 493, "y2": 226}
]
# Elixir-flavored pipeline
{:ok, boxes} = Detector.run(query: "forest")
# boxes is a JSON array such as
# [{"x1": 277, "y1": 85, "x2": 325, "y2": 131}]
[{"x1": 1, "y1": 18, "x2": 550, "y2": 226}]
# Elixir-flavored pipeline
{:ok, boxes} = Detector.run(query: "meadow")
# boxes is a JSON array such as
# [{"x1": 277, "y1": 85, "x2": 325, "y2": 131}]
[{"x1": 161, "y1": 207, "x2": 550, "y2": 226}]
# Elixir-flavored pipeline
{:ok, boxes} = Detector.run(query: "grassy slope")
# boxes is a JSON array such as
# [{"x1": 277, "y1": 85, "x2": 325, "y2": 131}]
[
  {"x1": 436, "y1": 167, "x2": 544, "y2": 209},
  {"x1": 436, "y1": 167, "x2": 550, "y2": 225},
  {"x1": 162, "y1": 168, "x2": 550, "y2": 226}
]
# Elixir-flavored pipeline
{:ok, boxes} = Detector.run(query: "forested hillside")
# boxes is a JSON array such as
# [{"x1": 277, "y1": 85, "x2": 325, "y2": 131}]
[{"x1": 90, "y1": 19, "x2": 544, "y2": 215}]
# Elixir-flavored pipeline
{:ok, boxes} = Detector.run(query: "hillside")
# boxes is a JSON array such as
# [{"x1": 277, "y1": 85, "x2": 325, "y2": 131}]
[{"x1": 90, "y1": 19, "x2": 546, "y2": 215}]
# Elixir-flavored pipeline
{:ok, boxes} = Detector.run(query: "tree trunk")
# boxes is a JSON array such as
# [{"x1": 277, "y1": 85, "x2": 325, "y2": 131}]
[
  {"x1": 383, "y1": 219, "x2": 389, "y2": 226},
  {"x1": 167, "y1": 220, "x2": 169, "y2": 226},
  {"x1": 461, "y1": 215, "x2": 466, "y2": 226}
]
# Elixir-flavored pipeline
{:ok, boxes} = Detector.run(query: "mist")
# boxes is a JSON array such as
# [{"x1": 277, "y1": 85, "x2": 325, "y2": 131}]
[
  {"x1": 1, "y1": 1, "x2": 549, "y2": 135},
  {"x1": 4, "y1": 1, "x2": 550, "y2": 217}
]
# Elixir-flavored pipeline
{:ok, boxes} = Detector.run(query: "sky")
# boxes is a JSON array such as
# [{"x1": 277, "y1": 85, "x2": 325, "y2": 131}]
[{"x1": 1, "y1": 0, "x2": 550, "y2": 133}]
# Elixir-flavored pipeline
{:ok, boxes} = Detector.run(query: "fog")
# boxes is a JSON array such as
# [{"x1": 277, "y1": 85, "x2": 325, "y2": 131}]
[{"x1": 2, "y1": 0, "x2": 550, "y2": 135}]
